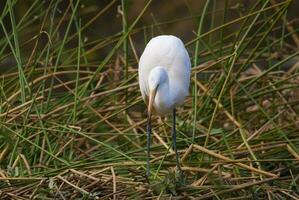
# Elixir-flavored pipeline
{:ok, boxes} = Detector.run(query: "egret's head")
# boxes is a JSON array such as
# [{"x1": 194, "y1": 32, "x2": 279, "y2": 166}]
[
  {"x1": 148, "y1": 66, "x2": 168, "y2": 91},
  {"x1": 147, "y1": 66, "x2": 168, "y2": 117}
]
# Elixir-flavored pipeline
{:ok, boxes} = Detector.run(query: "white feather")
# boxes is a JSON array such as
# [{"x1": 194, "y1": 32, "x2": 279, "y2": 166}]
[{"x1": 138, "y1": 35, "x2": 191, "y2": 115}]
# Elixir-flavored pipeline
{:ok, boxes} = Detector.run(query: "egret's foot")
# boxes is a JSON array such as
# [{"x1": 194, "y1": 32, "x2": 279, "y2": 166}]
[
  {"x1": 174, "y1": 166, "x2": 182, "y2": 178},
  {"x1": 174, "y1": 167, "x2": 186, "y2": 185},
  {"x1": 145, "y1": 169, "x2": 151, "y2": 183}
]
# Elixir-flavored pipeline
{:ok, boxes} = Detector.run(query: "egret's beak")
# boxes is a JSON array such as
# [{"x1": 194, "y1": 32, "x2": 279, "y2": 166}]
[{"x1": 147, "y1": 88, "x2": 157, "y2": 119}]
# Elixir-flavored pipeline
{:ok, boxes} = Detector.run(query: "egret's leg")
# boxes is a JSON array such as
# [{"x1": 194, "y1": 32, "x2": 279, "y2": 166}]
[
  {"x1": 172, "y1": 108, "x2": 181, "y2": 172},
  {"x1": 146, "y1": 119, "x2": 151, "y2": 177}
]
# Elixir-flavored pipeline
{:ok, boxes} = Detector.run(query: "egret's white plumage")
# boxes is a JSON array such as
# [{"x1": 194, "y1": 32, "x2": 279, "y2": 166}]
[
  {"x1": 138, "y1": 35, "x2": 191, "y2": 177},
  {"x1": 138, "y1": 35, "x2": 191, "y2": 115}
]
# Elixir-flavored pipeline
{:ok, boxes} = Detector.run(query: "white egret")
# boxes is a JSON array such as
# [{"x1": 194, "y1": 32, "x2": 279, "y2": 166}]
[{"x1": 138, "y1": 35, "x2": 191, "y2": 176}]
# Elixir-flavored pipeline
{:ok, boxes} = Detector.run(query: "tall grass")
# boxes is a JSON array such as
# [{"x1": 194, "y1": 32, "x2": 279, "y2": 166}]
[{"x1": 0, "y1": 0, "x2": 298, "y2": 199}]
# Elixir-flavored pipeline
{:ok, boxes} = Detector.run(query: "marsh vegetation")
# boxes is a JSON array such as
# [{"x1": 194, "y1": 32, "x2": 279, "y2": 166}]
[{"x1": 0, "y1": 0, "x2": 299, "y2": 199}]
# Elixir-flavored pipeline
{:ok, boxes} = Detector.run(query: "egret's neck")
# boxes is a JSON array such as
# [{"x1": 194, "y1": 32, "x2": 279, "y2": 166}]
[{"x1": 148, "y1": 66, "x2": 174, "y2": 114}]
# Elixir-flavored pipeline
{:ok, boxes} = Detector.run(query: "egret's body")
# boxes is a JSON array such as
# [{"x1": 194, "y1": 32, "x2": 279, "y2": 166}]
[{"x1": 138, "y1": 35, "x2": 191, "y2": 176}]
